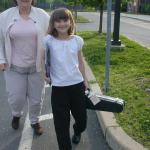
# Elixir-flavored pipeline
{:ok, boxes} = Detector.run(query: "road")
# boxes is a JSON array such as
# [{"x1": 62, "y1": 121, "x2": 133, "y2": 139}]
[
  {"x1": 0, "y1": 71, "x2": 110, "y2": 150},
  {"x1": 77, "y1": 12, "x2": 150, "y2": 48}
]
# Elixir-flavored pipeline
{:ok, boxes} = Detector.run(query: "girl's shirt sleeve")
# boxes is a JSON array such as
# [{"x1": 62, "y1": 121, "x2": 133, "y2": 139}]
[{"x1": 76, "y1": 35, "x2": 84, "y2": 51}]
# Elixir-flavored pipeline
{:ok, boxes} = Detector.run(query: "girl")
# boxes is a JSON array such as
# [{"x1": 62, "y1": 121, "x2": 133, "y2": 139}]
[{"x1": 44, "y1": 8, "x2": 88, "y2": 150}]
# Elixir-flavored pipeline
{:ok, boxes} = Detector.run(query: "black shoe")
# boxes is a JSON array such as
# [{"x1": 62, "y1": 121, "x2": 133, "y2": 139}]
[
  {"x1": 11, "y1": 116, "x2": 20, "y2": 130},
  {"x1": 72, "y1": 133, "x2": 81, "y2": 144},
  {"x1": 31, "y1": 123, "x2": 43, "y2": 136}
]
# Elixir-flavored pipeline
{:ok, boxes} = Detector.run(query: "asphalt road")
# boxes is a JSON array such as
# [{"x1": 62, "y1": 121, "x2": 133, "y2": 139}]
[
  {"x1": 0, "y1": 71, "x2": 27, "y2": 150},
  {"x1": 0, "y1": 70, "x2": 110, "y2": 150},
  {"x1": 77, "y1": 12, "x2": 150, "y2": 48}
]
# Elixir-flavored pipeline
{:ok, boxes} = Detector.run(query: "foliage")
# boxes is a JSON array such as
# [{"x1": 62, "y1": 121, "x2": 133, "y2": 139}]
[
  {"x1": 81, "y1": 0, "x2": 104, "y2": 8},
  {"x1": 121, "y1": 0, "x2": 128, "y2": 12},
  {"x1": 76, "y1": 15, "x2": 90, "y2": 23},
  {"x1": 140, "y1": 4, "x2": 150, "y2": 14},
  {"x1": 0, "y1": 0, "x2": 13, "y2": 11}
]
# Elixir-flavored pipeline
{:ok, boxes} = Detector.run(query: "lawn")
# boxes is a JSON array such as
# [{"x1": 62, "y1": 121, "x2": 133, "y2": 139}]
[
  {"x1": 78, "y1": 31, "x2": 150, "y2": 149},
  {"x1": 76, "y1": 15, "x2": 91, "y2": 23}
]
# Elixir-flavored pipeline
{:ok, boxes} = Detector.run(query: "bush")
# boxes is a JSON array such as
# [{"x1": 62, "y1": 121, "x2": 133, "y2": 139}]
[
  {"x1": 140, "y1": 4, "x2": 150, "y2": 14},
  {"x1": 0, "y1": 1, "x2": 13, "y2": 11},
  {"x1": 121, "y1": 1, "x2": 128, "y2": 12}
]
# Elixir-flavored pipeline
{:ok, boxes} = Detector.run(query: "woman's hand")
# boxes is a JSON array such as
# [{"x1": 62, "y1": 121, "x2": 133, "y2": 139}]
[{"x1": 0, "y1": 64, "x2": 7, "y2": 71}]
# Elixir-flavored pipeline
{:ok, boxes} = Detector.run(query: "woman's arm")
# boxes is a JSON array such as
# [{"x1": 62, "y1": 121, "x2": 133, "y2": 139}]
[
  {"x1": 78, "y1": 51, "x2": 89, "y2": 90},
  {"x1": 43, "y1": 37, "x2": 51, "y2": 84},
  {"x1": 0, "y1": 15, "x2": 7, "y2": 71}
]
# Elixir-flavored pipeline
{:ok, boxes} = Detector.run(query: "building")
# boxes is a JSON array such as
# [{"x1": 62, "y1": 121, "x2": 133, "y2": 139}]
[{"x1": 127, "y1": 0, "x2": 150, "y2": 13}]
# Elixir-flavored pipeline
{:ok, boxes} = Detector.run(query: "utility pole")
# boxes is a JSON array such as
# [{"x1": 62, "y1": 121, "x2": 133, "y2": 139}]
[
  {"x1": 111, "y1": 0, "x2": 121, "y2": 46},
  {"x1": 74, "y1": 0, "x2": 77, "y2": 34},
  {"x1": 104, "y1": 0, "x2": 112, "y2": 93},
  {"x1": 74, "y1": 0, "x2": 77, "y2": 22},
  {"x1": 4, "y1": 0, "x2": 6, "y2": 9}
]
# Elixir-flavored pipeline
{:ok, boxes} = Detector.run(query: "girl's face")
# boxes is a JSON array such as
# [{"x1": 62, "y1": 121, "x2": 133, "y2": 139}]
[
  {"x1": 16, "y1": 0, "x2": 32, "y2": 7},
  {"x1": 54, "y1": 19, "x2": 71, "y2": 35}
]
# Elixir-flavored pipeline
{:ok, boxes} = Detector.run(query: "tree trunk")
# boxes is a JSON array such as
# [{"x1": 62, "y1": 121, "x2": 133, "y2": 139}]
[
  {"x1": 98, "y1": 4, "x2": 104, "y2": 34},
  {"x1": 74, "y1": 0, "x2": 77, "y2": 34}
]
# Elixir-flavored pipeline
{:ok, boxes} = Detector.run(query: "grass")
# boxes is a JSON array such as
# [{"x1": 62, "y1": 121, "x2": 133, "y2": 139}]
[
  {"x1": 78, "y1": 31, "x2": 150, "y2": 149},
  {"x1": 76, "y1": 15, "x2": 91, "y2": 23}
]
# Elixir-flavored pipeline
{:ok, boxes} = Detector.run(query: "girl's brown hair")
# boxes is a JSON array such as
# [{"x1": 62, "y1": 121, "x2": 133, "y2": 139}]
[
  {"x1": 13, "y1": 0, "x2": 35, "y2": 6},
  {"x1": 48, "y1": 8, "x2": 75, "y2": 37}
]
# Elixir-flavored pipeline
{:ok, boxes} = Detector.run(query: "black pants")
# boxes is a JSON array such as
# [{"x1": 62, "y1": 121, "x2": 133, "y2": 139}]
[{"x1": 51, "y1": 82, "x2": 87, "y2": 150}]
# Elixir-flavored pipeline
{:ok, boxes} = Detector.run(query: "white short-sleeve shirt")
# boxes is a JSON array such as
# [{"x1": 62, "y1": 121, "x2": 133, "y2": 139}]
[{"x1": 44, "y1": 35, "x2": 84, "y2": 86}]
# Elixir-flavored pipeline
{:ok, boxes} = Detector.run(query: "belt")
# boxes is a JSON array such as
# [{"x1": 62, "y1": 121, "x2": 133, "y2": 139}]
[{"x1": 10, "y1": 64, "x2": 36, "y2": 74}]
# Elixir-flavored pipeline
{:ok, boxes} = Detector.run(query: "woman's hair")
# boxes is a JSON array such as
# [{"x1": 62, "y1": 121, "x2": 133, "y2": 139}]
[
  {"x1": 13, "y1": 0, "x2": 35, "y2": 6},
  {"x1": 48, "y1": 8, "x2": 75, "y2": 37}
]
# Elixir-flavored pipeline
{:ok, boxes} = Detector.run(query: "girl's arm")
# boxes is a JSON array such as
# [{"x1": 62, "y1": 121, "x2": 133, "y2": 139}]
[{"x1": 78, "y1": 51, "x2": 89, "y2": 90}]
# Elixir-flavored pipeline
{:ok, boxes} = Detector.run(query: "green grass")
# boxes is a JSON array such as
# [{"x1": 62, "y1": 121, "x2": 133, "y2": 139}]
[
  {"x1": 76, "y1": 15, "x2": 91, "y2": 23},
  {"x1": 78, "y1": 31, "x2": 150, "y2": 149}
]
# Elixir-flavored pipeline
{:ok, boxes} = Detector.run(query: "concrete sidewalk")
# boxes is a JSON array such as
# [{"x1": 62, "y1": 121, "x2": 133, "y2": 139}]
[
  {"x1": 105, "y1": 11, "x2": 150, "y2": 22},
  {"x1": 121, "y1": 13, "x2": 150, "y2": 23},
  {"x1": 83, "y1": 58, "x2": 148, "y2": 150}
]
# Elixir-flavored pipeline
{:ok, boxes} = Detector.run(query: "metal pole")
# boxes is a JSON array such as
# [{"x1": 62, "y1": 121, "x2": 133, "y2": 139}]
[
  {"x1": 4, "y1": 0, "x2": 5, "y2": 9},
  {"x1": 104, "y1": 0, "x2": 112, "y2": 93},
  {"x1": 111, "y1": 0, "x2": 121, "y2": 45}
]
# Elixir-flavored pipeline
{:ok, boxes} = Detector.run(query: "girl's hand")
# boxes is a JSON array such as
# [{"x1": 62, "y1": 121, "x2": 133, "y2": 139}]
[
  {"x1": 84, "y1": 80, "x2": 89, "y2": 91},
  {"x1": 44, "y1": 76, "x2": 51, "y2": 85},
  {"x1": 0, "y1": 64, "x2": 7, "y2": 71}
]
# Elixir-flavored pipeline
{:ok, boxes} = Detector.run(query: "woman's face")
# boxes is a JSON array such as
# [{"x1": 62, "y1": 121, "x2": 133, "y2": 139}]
[{"x1": 16, "y1": 0, "x2": 32, "y2": 7}]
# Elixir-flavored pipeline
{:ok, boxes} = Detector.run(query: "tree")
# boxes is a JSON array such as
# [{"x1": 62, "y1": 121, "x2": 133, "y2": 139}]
[
  {"x1": 64, "y1": 0, "x2": 105, "y2": 33},
  {"x1": 81, "y1": 0, "x2": 105, "y2": 33},
  {"x1": 120, "y1": 0, "x2": 130, "y2": 12},
  {"x1": 64, "y1": 0, "x2": 82, "y2": 22},
  {"x1": 0, "y1": 0, "x2": 13, "y2": 11}
]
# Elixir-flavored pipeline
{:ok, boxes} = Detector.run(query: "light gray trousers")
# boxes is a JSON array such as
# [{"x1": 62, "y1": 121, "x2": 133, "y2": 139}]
[{"x1": 4, "y1": 70, "x2": 44, "y2": 124}]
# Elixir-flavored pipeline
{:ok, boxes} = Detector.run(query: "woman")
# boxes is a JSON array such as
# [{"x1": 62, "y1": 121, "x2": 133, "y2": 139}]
[{"x1": 0, "y1": 0, "x2": 50, "y2": 135}]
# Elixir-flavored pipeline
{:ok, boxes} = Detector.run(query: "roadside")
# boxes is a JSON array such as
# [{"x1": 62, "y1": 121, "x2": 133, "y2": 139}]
[
  {"x1": 120, "y1": 13, "x2": 150, "y2": 23},
  {"x1": 79, "y1": 31, "x2": 150, "y2": 150},
  {"x1": 84, "y1": 57, "x2": 149, "y2": 150},
  {"x1": 95, "y1": 11, "x2": 150, "y2": 23},
  {"x1": 77, "y1": 11, "x2": 150, "y2": 49}
]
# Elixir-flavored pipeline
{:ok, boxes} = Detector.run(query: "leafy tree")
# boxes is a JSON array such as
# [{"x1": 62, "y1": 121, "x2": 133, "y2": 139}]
[
  {"x1": 81, "y1": 0, "x2": 105, "y2": 33},
  {"x1": 64, "y1": 0, "x2": 82, "y2": 22},
  {"x1": 121, "y1": 0, "x2": 129, "y2": 12},
  {"x1": 0, "y1": 0, "x2": 13, "y2": 11}
]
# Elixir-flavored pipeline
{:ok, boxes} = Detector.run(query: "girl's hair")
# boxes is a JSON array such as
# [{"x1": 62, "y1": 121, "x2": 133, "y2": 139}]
[
  {"x1": 13, "y1": 0, "x2": 35, "y2": 6},
  {"x1": 48, "y1": 8, "x2": 75, "y2": 37}
]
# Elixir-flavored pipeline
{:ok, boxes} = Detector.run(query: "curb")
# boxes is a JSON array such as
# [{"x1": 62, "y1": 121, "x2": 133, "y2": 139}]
[
  {"x1": 83, "y1": 58, "x2": 148, "y2": 150},
  {"x1": 110, "y1": 12, "x2": 150, "y2": 23},
  {"x1": 121, "y1": 14, "x2": 150, "y2": 23}
]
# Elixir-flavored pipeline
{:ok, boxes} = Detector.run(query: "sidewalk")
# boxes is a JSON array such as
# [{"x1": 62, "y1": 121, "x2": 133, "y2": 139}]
[
  {"x1": 121, "y1": 13, "x2": 150, "y2": 22},
  {"x1": 83, "y1": 58, "x2": 149, "y2": 150},
  {"x1": 104, "y1": 11, "x2": 150, "y2": 23}
]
